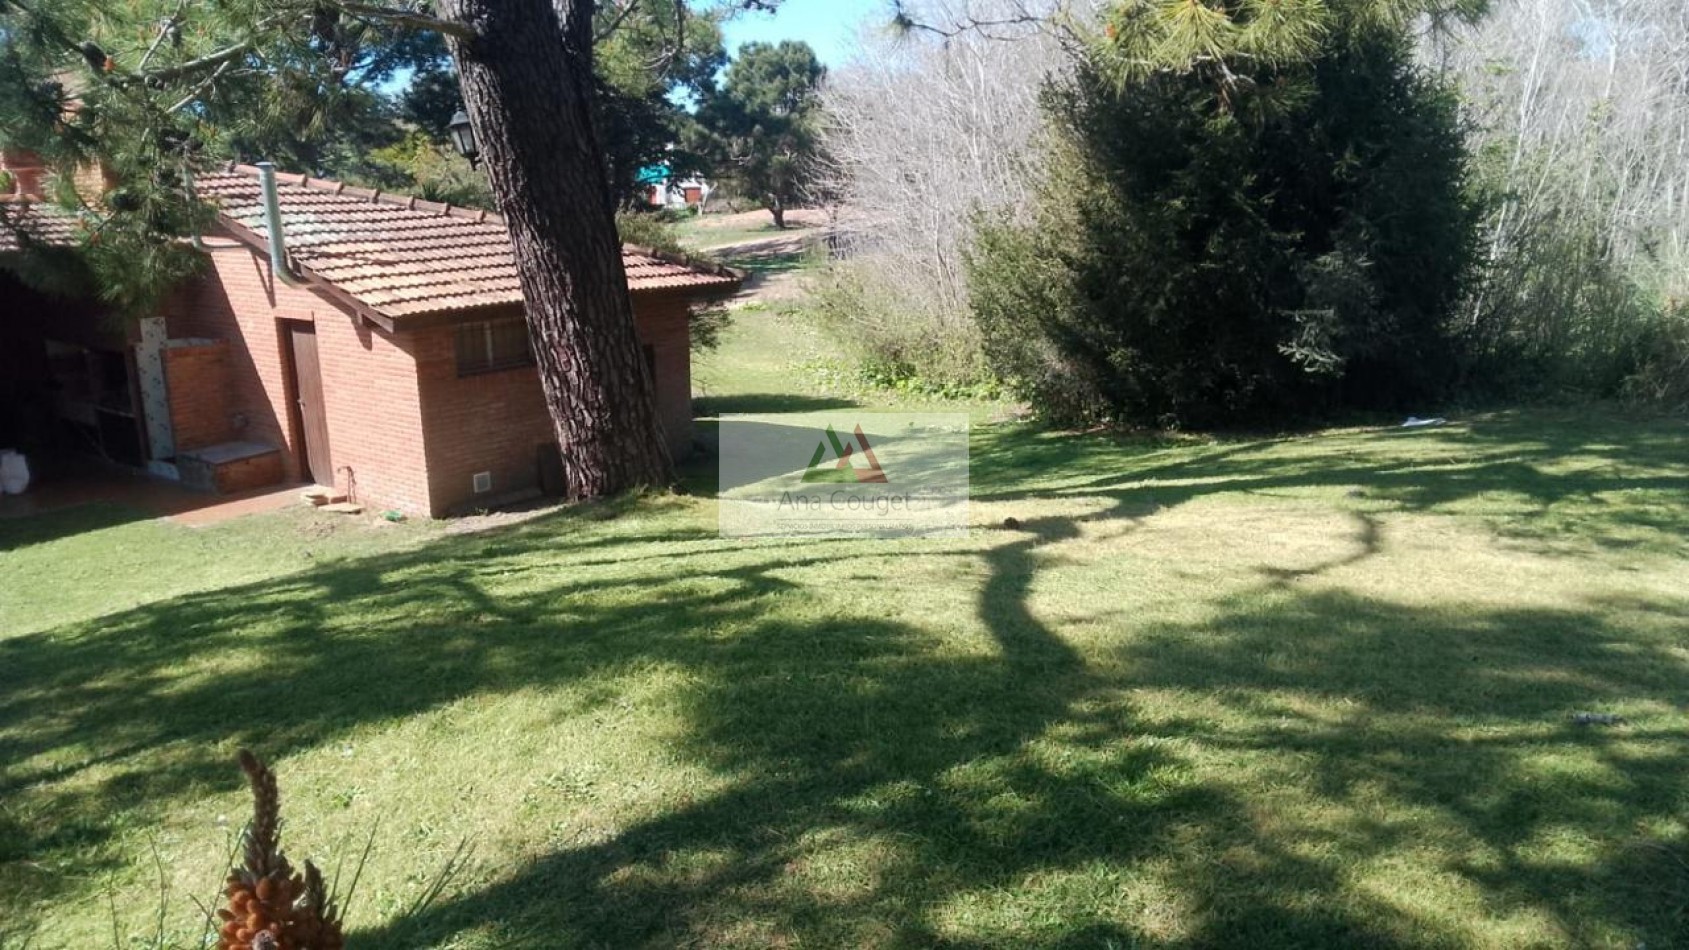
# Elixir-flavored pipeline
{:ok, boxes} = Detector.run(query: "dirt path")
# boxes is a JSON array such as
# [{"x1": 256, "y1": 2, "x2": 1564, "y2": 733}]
[
  {"x1": 706, "y1": 232, "x2": 813, "y2": 258},
  {"x1": 684, "y1": 208, "x2": 829, "y2": 245},
  {"x1": 705, "y1": 230, "x2": 831, "y2": 308}
]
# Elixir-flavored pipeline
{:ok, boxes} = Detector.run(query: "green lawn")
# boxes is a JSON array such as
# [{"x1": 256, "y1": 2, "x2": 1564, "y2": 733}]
[{"x1": 3, "y1": 307, "x2": 1688, "y2": 947}]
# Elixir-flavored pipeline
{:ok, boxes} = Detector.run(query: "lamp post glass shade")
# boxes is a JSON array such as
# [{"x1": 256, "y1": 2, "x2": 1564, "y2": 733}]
[{"x1": 448, "y1": 110, "x2": 478, "y2": 164}]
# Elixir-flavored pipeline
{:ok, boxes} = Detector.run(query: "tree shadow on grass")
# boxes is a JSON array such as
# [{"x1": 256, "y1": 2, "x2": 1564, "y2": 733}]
[
  {"x1": 716, "y1": 247, "x2": 811, "y2": 275},
  {"x1": 5, "y1": 505, "x2": 1161, "y2": 944},
  {"x1": 693, "y1": 393, "x2": 862, "y2": 417},
  {"x1": 4, "y1": 412, "x2": 1688, "y2": 945},
  {"x1": 0, "y1": 500, "x2": 151, "y2": 553},
  {"x1": 350, "y1": 511, "x2": 1689, "y2": 947},
  {"x1": 1115, "y1": 585, "x2": 1689, "y2": 946},
  {"x1": 969, "y1": 410, "x2": 1689, "y2": 556}
]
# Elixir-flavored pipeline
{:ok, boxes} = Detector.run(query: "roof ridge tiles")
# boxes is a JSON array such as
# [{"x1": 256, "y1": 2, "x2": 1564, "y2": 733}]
[{"x1": 224, "y1": 161, "x2": 505, "y2": 224}]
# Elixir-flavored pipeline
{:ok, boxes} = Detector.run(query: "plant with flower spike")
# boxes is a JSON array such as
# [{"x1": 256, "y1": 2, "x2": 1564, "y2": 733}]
[{"x1": 216, "y1": 751, "x2": 345, "y2": 950}]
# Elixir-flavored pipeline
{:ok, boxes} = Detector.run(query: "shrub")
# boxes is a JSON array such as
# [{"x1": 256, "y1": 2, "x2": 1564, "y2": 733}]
[
  {"x1": 614, "y1": 210, "x2": 734, "y2": 353},
  {"x1": 1622, "y1": 304, "x2": 1689, "y2": 413},
  {"x1": 1459, "y1": 209, "x2": 1663, "y2": 400},
  {"x1": 1441, "y1": 0, "x2": 1689, "y2": 412},
  {"x1": 615, "y1": 209, "x2": 687, "y2": 256},
  {"x1": 807, "y1": 259, "x2": 992, "y2": 388},
  {"x1": 688, "y1": 302, "x2": 733, "y2": 354},
  {"x1": 812, "y1": 6, "x2": 1065, "y2": 388},
  {"x1": 357, "y1": 131, "x2": 494, "y2": 210},
  {"x1": 969, "y1": 29, "x2": 1482, "y2": 429}
]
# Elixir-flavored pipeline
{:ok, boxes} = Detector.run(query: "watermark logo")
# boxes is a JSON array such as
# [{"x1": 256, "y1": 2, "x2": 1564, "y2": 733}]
[
  {"x1": 719, "y1": 412, "x2": 968, "y2": 538},
  {"x1": 801, "y1": 425, "x2": 889, "y2": 484}
]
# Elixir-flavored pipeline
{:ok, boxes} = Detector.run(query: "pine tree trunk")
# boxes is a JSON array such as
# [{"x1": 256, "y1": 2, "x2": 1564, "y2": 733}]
[{"x1": 437, "y1": 0, "x2": 673, "y2": 499}]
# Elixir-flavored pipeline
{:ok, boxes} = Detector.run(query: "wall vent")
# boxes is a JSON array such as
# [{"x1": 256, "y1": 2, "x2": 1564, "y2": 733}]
[{"x1": 472, "y1": 471, "x2": 493, "y2": 493}]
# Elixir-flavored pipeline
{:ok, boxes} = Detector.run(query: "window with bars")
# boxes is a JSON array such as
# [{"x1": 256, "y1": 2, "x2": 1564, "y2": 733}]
[{"x1": 455, "y1": 317, "x2": 534, "y2": 376}]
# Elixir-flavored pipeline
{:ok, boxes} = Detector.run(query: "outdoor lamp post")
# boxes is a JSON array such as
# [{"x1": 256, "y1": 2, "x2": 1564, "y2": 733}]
[{"x1": 448, "y1": 110, "x2": 479, "y2": 167}]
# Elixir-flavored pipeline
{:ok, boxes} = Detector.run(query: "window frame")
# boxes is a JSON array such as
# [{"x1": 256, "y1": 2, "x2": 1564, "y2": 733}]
[{"x1": 455, "y1": 316, "x2": 535, "y2": 377}]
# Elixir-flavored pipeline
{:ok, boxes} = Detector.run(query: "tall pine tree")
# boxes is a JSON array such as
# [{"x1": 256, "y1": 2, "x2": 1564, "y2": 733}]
[{"x1": 694, "y1": 40, "x2": 824, "y2": 228}]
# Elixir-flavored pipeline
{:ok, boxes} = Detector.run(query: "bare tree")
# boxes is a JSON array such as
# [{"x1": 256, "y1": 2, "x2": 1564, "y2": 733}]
[
  {"x1": 1427, "y1": 0, "x2": 1689, "y2": 388},
  {"x1": 1439, "y1": 0, "x2": 1689, "y2": 286},
  {"x1": 811, "y1": 0, "x2": 1082, "y2": 382}
]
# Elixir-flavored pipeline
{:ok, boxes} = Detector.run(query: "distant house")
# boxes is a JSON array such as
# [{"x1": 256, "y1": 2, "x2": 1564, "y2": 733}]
[
  {"x1": 637, "y1": 164, "x2": 710, "y2": 211},
  {"x1": 0, "y1": 161, "x2": 741, "y2": 517}
]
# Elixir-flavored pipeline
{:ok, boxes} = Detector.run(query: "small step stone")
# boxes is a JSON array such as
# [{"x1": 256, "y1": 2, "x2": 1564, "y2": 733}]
[{"x1": 321, "y1": 502, "x2": 364, "y2": 515}]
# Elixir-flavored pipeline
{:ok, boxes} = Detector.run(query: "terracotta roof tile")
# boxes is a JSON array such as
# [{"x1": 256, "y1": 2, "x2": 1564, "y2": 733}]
[
  {"x1": 198, "y1": 165, "x2": 742, "y2": 320},
  {"x1": 0, "y1": 200, "x2": 84, "y2": 254}
]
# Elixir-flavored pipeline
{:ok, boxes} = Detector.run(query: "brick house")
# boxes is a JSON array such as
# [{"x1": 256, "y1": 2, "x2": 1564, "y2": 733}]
[{"x1": 0, "y1": 161, "x2": 740, "y2": 516}]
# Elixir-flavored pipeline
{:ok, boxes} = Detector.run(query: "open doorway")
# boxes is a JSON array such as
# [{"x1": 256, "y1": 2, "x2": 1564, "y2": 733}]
[{"x1": 40, "y1": 340, "x2": 146, "y2": 466}]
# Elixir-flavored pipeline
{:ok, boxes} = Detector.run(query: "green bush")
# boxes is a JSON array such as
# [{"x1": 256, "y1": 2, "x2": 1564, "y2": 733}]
[
  {"x1": 687, "y1": 302, "x2": 733, "y2": 354},
  {"x1": 615, "y1": 209, "x2": 688, "y2": 256},
  {"x1": 357, "y1": 131, "x2": 495, "y2": 210},
  {"x1": 808, "y1": 259, "x2": 992, "y2": 388},
  {"x1": 1622, "y1": 304, "x2": 1689, "y2": 412},
  {"x1": 1459, "y1": 213, "x2": 1661, "y2": 400},
  {"x1": 968, "y1": 30, "x2": 1482, "y2": 429},
  {"x1": 1457, "y1": 144, "x2": 1689, "y2": 412}
]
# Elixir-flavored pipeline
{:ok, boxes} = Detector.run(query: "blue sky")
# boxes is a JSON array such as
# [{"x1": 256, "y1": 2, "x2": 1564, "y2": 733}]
[
  {"x1": 719, "y1": 0, "x2": 887, "y2": 67},
  {"x1": 382, "y1": 0, "x2": 887, "y2": 99}
]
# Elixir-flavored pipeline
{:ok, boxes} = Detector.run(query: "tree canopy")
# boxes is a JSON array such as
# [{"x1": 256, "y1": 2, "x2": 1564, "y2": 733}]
[
  {"x1": 694, "y1": 39, "x2": 824, "y2": 227},
  {"x1": 0, "y1": 0, "x2": 734, "y2": 311},
  {"x1": 969, "y1": 0, "x2": 1487, "y2": 427},
  {"x1": 0, "y1": 0, "x2": 454, "y2": 310},
  {"x1": 388, "y1": 0, "x2": 728, "y2": 209}
]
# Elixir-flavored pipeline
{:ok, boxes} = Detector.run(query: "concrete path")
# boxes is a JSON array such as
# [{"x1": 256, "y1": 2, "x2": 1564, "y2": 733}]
[{"x1": 0, "y1": 464, "x2": 302, "y2": 526}]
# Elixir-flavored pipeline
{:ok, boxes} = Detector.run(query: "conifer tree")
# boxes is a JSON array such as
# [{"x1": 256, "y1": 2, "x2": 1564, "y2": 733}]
[
  {"x1": 694, "y1": 40, "x2": 824, "y2": 228},
  {"x1": 968, "y1": 0, "x2": 1490, "y2": 426}
]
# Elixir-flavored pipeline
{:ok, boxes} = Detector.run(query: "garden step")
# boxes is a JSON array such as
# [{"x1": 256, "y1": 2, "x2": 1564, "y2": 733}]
[{"x1": 301, "y1": 487, "x2": 347, "y2": 506}]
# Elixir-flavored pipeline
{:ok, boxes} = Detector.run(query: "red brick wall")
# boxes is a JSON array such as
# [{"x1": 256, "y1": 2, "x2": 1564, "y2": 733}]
[
  {"x1": 313, "y1": 311, "x2": 431, "y2": 514},
  {"x1": 637, "y1": 291, "x2": 697, "y2": 457},
  {"x1": 411, "y1": 307, "x2": 550, "y2": 513},
  {"x1": 1, "y1": 148, "x2": 45, "y2": 198},
  {"x1": 164, "y1": 236, "x2": 315, "y2": 482},
  {"x1": 162, "y1": 233, "x2": 431, "y2": 515},
  {"x1": 163, "y1": 341, "x2": 233, "y2": 451},
  {"x1": 414, "y1": 293, "x2": 696, "y2": 515}
]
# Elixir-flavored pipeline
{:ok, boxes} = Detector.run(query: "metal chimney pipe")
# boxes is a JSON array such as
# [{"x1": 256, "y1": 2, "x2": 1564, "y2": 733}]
[
  {"x1": 182, "y1": 166, "x2": 206, "y2": 251},
  {"x1": 255, "y1": 162, "x2": 303, "y2": 286}
]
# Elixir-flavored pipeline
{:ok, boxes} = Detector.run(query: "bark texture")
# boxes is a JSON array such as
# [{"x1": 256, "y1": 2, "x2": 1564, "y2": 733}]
[{"x1": 438, "y1": 0, "x2": 673, "y2": 499}]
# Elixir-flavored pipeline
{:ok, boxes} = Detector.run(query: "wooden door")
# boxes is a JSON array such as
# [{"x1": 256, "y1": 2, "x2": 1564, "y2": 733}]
[{"x1": 288, "y1": 324, "x2": 334, "y2": 486}]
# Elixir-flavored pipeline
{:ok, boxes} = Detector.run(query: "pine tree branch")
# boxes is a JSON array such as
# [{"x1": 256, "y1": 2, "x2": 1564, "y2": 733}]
[
  {"x1": 638, "y1": 0, "x2": 688, "y2": 75},
  {"x1": 2, "y1": 0, "x2": 256, "y2": 90},
  {"x1": 136, "y1": 39, "x2": 264, "y2": 84},
  {"x1": 336, "y1": 2, "x2": 476, "y2": 39},
  {"x1": 130, "y1": 3, "x2": 472, "y2": 88},
  {"x1": 137, "y1": 1, "x2": 189, "y2": 73},
  {"x1": 594, "y1": 0, "x2": 645, "y2": 43},
  {"x1": 166, "y1": 59, "x2": 232, "y2": 113}
]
